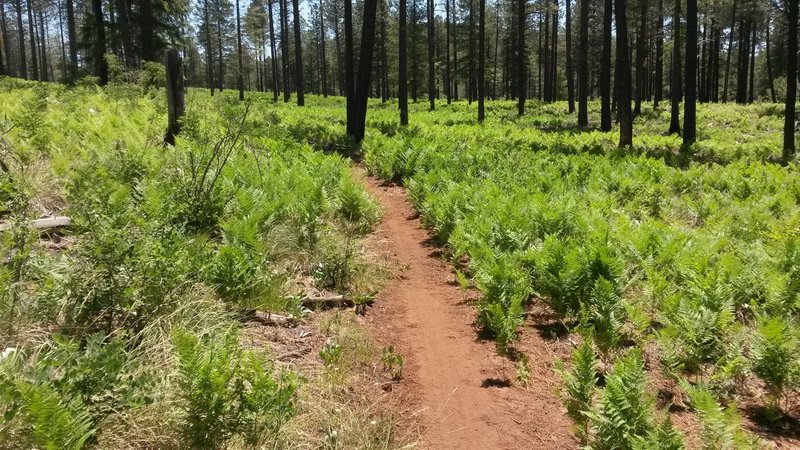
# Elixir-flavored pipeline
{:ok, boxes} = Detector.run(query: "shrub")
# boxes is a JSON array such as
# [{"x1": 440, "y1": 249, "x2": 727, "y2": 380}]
[
  {"x1": 750, "y1": 316, "x2": 800, "y2": 413},
  {"x1": 172, "y1": 327, "x2": 298, "y2": 448}
]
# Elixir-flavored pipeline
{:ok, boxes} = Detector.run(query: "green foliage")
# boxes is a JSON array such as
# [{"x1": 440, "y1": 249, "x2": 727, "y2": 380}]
[
  {"x1": 588, "y1": 351, "x2": 657, "y2": 450},
  {"x1": 172, "y1": 327, "x2": 298, "y2": 448},
  {"x1": 555, "y1": 341, "x2": 599, "y2": 441},
  {"x1": 683, "y1": 384, "x2": 763, "y2": 450},
  {"x1": 750, "y1": 316, "x2": 800, "y2": 411},
  {"x1": 13, "y1": 380, "x2": 95, "y2": 450},
  {"x1": 381, "y1": 345, "x2": 404, "y2": 381}
]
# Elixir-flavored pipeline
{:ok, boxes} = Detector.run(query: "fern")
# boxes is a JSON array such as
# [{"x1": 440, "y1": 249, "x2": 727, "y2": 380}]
[
  {"x1": 683, "y1": 383, "x2": 763, "y2": 450},
  {"x1": 750, "y1": 316, "x2": 800, "y2": 412},
  {"x1": 556, "y1": 341, "x2": 599, "y2": 443},
  {"x1": 16, "y1": 381, "x2": 95, "y2": 450}
]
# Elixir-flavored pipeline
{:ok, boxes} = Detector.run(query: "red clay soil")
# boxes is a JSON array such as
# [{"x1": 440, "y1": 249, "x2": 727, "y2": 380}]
[{"x1": 360, "y1": 171, "x2": 576, "y2": 450}]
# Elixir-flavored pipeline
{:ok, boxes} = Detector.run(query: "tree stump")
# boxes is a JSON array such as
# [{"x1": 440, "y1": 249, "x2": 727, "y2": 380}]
[{"x1": 164, "y1": 49, "x2": 185, "y2": 146}]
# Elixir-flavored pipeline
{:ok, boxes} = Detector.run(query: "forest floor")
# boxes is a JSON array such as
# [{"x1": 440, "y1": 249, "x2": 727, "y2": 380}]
[{"x1": 357, "y1": 167, "x2": 576, "y2": 449}]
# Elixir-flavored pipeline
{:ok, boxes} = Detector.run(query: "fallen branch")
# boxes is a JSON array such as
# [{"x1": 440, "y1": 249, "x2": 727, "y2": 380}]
[
  {"x1": 0, "y1": 216, "x2": 71, "y2": 232},
  {"x1": 250, "y1": 311, "x2": 297, "y2": 327},
  {"x1": 300, "y1": 294, "x2": 348, "y2": 307}
]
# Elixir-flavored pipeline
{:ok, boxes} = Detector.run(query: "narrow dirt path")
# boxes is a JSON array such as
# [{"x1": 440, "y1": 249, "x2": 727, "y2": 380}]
[{"x1": 359, "y1": 169, "x2": 575, "y2": 450}]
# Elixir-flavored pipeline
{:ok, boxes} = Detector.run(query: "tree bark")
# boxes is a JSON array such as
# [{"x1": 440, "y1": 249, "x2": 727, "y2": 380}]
[
  {"x1": 517, "y1": 0, "x2": 526, "y2": 115},
  {"x1": 747, "y1": 24, "x2": 755, "y2": 103},
  {"x1": 400, "y1": 0, "x2": 409, "y2": 125},
  {"x1": 445, "y1": 0, "x2": 451, "y2": 102},
  {"x1": 26, "y1": 0, "x2": 38, "y2": 80},
  {"x1": 38, "y1": 8, "x2": 48, "y2": 82},
  {"x1": 782, "y1": 0, "x2": 797, "y2": 160},
  {"x1": 722, "y1": 0, "x2": 737, "y2": 102},
  {"x1": 683, "y1": 0, "x2": 697, "y2": 145},
  {"x1": 321, "y1": 0, "x2": 328, "y2": 97},
  {"x1": 578, "y1": 0, "x2": 589, "y2": 126},
  {"x1": 0, "y1": 0, "x2": 12, "y2": 76},
  {"x1": 600, "y1": 0, "x2": 612, "y2": 130},
  {"x1": 236, "y1": 0, "x2": 245, "y2": 100},
  {"x1": 140, "y1": 0, "x2": 155, "y2": 62},
  {"x1": 15, "y1": 0, "x2": 26, "y2": 79},
  {"x1": 616, "y1": 0, "x2": 632, "y2": 146},
  {"x1": 478, "y1": 0, "x2": 486, "y2": 121},
  {"x1": 92, "y1": 0, "x2": 108, "y2": 85},
  {"x1": 566, "y1": 0, "x2": 574, "y2": 112},
  {"x1": 269, "y1": 0, "x2": 280, "y2": 100},
  {"x1": 348, "y1": 0, "x2": 379, "y2": 142},
  {"x1": 550, "y1": 0, "x2": 558, "y2": 101},
  {"x1": 204, "y1": 0, "x2": 214, "y2": 94},
  {"x1": 735, "y1": 19, "x2": 749, "y2": 104},
  {"x1": 765, "y1": 19, "x2": 776, "y2": 103},
  {"x1": 344, "y1": 0, "x2": 354, "y2": 121},
  {"x1": 164, "y1": 49, "x2": 185, "y2": 146},
  {"x1": 634, "y1": 0, "x2": 647, "y2": 114},
  {"x1": 654, "y1": 0, "x2": 663, "y2": 107},
  {"x1": 668, "y1": 0, "x2": 681, "y2": 134},
  {"x1": 292, "y1": 0, "x2": 305, "y2": 105},
  {"x1": 427, "y1": 0, "x2": 436, "y2": 109}
]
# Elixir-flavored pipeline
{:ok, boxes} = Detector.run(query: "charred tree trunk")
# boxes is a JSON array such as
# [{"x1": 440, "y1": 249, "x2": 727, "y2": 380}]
[
  {"x1": 427, "y1": 0, "x2": 435, "y2": 109},
  {"x1": 445, "y1": 0, "x2": 451, "y2": 102},
  {"x1": 400, "y1": 0, "x2": 409, "y2": 124},
  {"x1": 722, "y1": 0, "x2": 736, "y2": 102},
  {"x1": 578, "y1": 0, "x2": 589, "y2": 126},
  {"x1": 654, "y1": 0, "x2": 664, "y2": 107},
  {"x1": 236, "y1": 0, "x2": 245, "y2": 100},
  {"x1": 616, "y1": 0, "x2": 633, "y2": 145},
  {"x1": 15, "y1": 0, "x2": 26, "y2": 79},
  {"x1": 321, "y1": 0, "x2": 328, "y2": 97},
  {"x1": 747, "y1": 24, "x2": 755, "y2": 103},
  {"x1": 517, "y1": 0, "x2": 526, "y2": 115},
  {"x1": 269, "y1": 0, "x2": 279, "y2": 100},
  {"x1": 38, "y1": 8, "x2": 48, "y2": 81},
  {"x1": 782, "y1": 0, "x2": 797, "y2": 160},
  {"x1": 478, "y1": 0, "x2": 486, "y2": 121},
  {"x1": 292, "y1": 0, "x2": 305, "y2": 105},
  {"x1": 92, "y1": 0, "x2": 107, "y2": 85},
  {"x1": 26, "y1": 0, "x2": 38, "y2": 80},
  {"x1": 735, "y1": 19, "x2": 749, "y2": 104},
  {"x1": 281, "y1": 0, "x2": 291, "y2": 101},
  {"x1": 140, "y1": 0, "x2": 154, "y2": 62},
  {"x1": 348, "y1": 0, "x2": 380, "y2": 142},
  {"x1": 765, "y1": 19, "x2": 776, "y2": 103},
  {"x1": 668, "y1": 0, "x2": 681, "y2": 134},
  {"x1": 344, "y1": 0, "x2": 354, "y2": 122},
  {"x1": 684, "y1": 0, "x2": 697, "y2": 145},
  {"x1": 164, "y1": 50, "x2": 185, "y2": 146},
  {"x1": 600, "y1": 0, "x2": 612, "y2": 130},
  {"x1": 634, "y1": 0, "x2": 647, "y2": 115},
  {"x1": 566, "y1": 0, "x2": 574, "y2": 112}
]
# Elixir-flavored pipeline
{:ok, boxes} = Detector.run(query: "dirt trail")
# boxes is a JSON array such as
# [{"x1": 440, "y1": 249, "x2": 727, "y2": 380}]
[{"x1": 360, "y1": 170, "x2": 575, "y2": 450}]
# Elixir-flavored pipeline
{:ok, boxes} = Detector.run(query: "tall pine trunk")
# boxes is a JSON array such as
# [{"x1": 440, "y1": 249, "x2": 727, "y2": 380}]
[
  {"x1": 292, "y1": 0, "x2": 304, "y2": 105},
  {"x1": 140, "y1": 0, "x2": 154, "y2": 62},
  {"x1": 427, "y1": 0, "x2": 435, "y2": 109},
  {"x1": 765, "y1": 19, "x2": 776, "y2": 103},
  {"x1": 600, "y1": 0, "x2": 612, "y2": 130},
  {"x1": 782, "y1": 0, "x2": 797, "y2": 160},
  {"x1": 684, "y1": 0, "x2": 697, "y2": 145},
  {"x1": 577, "y1": 0, "x2": 589, "y2": 126},
  {"x1": 400, "y1": 0, "x2": 409, "y2": 124},
  {"x1": 321, "y1": 0, "x2": 328, "y2": 97},
  {"x1": 566, "y1": 0, "x2": 574, "y2": 112},
  {"x1": 654, "y1": 0, "x2": 664, "y2": 107},
  {"x1": 281, "y1": 0, "x2": 291, "y2": 101},
  {"x1": 722, "y1": 0, "x2": 736, "y2": 102},
  {"x1": 348, "y1": 0, "x2": 379, "y2": 142},
  {"x1": 445, "y1": 0, "x2": 451, "y2": 102},
  {"x1": 204, "y1": 0, "x2": 214, "y2": 95},
  {"x1": 38, "y1": 8, "x2": 48, "y2": 81},
  {"x1": 15, "y1": 0, "x2": 26, "y2": 79},
  {"x1": 236, "y1": 0, "x2": 244, "y2": 100},
  {"x1": 668, "y1": 0, "x2": 681, "y2": 134},
  {"x1": 478, "y1": 0, "x2": 486, "y2": 121},
  {"x1": 269, "y1": 0, "x2": 279, "y2": 100},
  {"x1": 634, "y1": 0, "x2": 647, "y2": 115},
  {"x1": 616, "y1": 0, "x2": 633, "y2": 146},
  {"x1": 92, "y1": 0, "x2": 108, "y2": 85},
  {"x1": 26, "y1": 0, "x2": 38, "y2": 80},
  {"x1": 517, "y1": 0, "x2": 525, "y2": 116},
  {"x1": 344, "y1": 0, "x2": 354, "y2": 122}
]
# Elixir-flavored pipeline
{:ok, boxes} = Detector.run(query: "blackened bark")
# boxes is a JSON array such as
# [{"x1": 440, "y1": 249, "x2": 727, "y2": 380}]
[
  {"x1": 566, "y1": 0, "x2": 574, "y2": 112},
  {"x1": 550, "y1": 0, "x2": 557, "y2": 101},
  {"x1": 38, "y1": 8, "x2": 48, "y2": 81},
  {"x1": 578, "y1": 0, "x2": 589, "y2": 126},
  {"x1": 600, "y1": 0, "x2": 612, "y2": 130},
  {"x1": 164, "y1": 49, "x2": 185, "y2": 146},
  {"x1": 427, "y1": 0, "x2": 435, "y2": 109},
  {"x1": 478, "y1": 0, "x2": 486, "y2": 121},
  {"x1": 92, "y1": 0, "x2": 108, "y2": 85},
  {"x1": 292, "y1": 0, "x2": 304, "y2": 105},
  {"x1": 445, "y1": 0, "x2": 451, "y2": 102},
  {"x1": 616, "y1": 0, "x2": 632, "y2": 146},
  {"x1": 722, "y1": 0, "x2": 737, "y2": 102},
  {"x1": 400, "y1": 0, "x2": 409, "y2": 125},
  {"x1": 634, "y1": 0, "x2": 647, "y2": 114},
  {"x1": 668, "y1": 0, "x2": 681, "y2": 134},
  {"x1": 348, "y1": 0, "x2": 379, "y2": 142},
  {"x1": 269, "y1": 0, "x2": 279, "y2": 100},
  {"x1": 684, "y1": 0, "x2": 697, "y2": 145},
  {"x1": 654, "y1": 0, "x2": 663, "y2": 107},
  {"x1": 281, "y1": 0, "x2": 291, "y2": 100},
  {"x1": 321, "y1": 0, "x2": 328, "y2": 97},
  {"x1": 140, "y1": 0, "x2": 155, "y2": 62},
  {"x1": 26, "y1": 0, "x2": 37, "y2": 80},
  {"x1": 747, "y1": 24, "x2": 755, "y2": 103},
  {"x1": 344, "y1": 0, "x2": 354, "y2": 120},
  {"x1": 15, "y1": 0, "x2": 26, "y2": 79},
  {"x1": 517, "y1": 0, "x2": 525, "y2": 115},
  {"x1": 236, "y1": 0, "x2": 244, "y2": 100},
  {"x1": 782, "y1": 0, "x2": 797, "y2": 160},
  {"x1": 766, "y1": 19, "x2": 776, "y2": 103},
  {"x1": 735, "y1": 19, "x2": 749, "y2": 104}
]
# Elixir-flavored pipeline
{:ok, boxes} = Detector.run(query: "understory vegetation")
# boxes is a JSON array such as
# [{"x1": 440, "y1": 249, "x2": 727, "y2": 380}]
[
  {"x1": 362, "y1": 98, "x2": 800, "y2": 447},
  {"x1": 0, "y1": 77, "x2": 402, "y2": 448}
]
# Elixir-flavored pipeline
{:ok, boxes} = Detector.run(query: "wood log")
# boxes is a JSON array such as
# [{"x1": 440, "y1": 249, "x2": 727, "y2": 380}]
[
  {"x1": 250, "y1": 311, "x2": 296, "y2": 326},
  {"x1": 0, "y1": 216, "x2": 71, "y2": 232}
]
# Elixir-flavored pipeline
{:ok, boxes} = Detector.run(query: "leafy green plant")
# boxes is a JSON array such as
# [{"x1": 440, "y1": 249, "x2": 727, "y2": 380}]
[
  {"x1": 555, "y1": 341, "x2": 599, "y2": 442},
  {"x1": 381, "y1": 345, "x2": 404, "y2": 381},
  {"x1": 749, "y1": 316, "x2": 800, "y2": 415},
  {"x1": 172, "y1": 327, "x2": 298, "y2": 448},
  {"x1": 683, "y1": 383, "x2": 763, "y2": 450}
]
